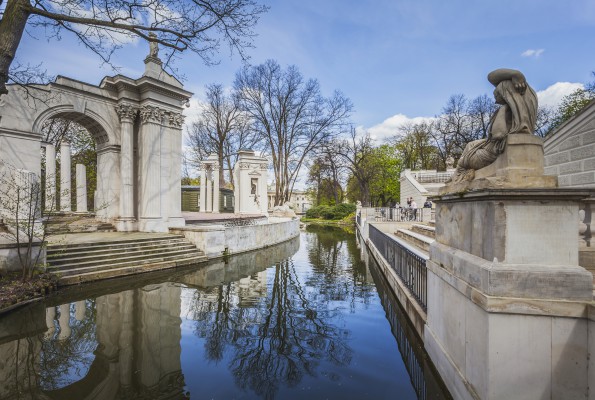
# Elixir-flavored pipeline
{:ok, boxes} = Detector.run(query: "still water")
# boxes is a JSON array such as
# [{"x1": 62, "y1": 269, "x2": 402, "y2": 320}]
[{"x1": 0, "y1": 225, "x2": 450, "y2": 400}]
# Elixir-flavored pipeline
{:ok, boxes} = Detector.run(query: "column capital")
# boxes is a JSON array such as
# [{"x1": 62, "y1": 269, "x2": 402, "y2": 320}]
[
  {"x1": 140, "y1": 105, "x2": 165, "y2": 125},
  {"x1": 115, "y1": 103, "x2": 139, "y2": 122}
]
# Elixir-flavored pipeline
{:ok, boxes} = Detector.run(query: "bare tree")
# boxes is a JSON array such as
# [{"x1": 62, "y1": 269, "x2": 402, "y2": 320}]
[
  {"x1": 234, "y1": 60, "x2": 352, "y2": 205},
  {"x1": 391, "y1": 122, "x2": 438, "y2": 170},
  {"x1": 467, "y1": 94, "x2": 497, "y2": 140},
  {"x1": 186, "y1": 83, "x2": 257, "y2": 187},
  {"x1": 0, "y1": 0, "x2": 268, "y2": 94}
]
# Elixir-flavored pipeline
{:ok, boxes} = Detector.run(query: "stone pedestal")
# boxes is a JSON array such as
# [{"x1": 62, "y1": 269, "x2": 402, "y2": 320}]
[{"x1": 426, "y1": 188, "x2": 594, "y2": 400}]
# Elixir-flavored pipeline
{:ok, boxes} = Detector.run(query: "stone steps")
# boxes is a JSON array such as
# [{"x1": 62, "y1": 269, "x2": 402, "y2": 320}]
[
  {"x1": 428, "y1": 220, "x2": 435, "y2": 227},
  {"x1": 395, "y1": 228, "x2": 435, "y2": 253},
  {"x1": 47, "y1": 234, "x2": 206, "y2": 285},
  {"x1": 410, "y1": 224, "x2": 436, "y2": 239}
]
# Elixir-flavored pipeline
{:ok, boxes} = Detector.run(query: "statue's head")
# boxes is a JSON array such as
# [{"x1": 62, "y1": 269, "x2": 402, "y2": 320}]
[{"x1": 494, "y1": 79, "x2": 538, "y2": 135}]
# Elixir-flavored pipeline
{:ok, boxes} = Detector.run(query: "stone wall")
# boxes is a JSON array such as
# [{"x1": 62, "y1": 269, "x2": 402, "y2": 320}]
[
  {"x1": 544, "y1": 100, "x2": 595, "y2": 187},
  {"x1": 171, "y1": 218, "x2": 300, "y2": 259}
]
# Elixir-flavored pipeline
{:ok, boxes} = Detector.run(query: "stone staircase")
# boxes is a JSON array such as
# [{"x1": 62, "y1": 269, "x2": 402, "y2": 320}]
[
  {"x1": 47, "y1": 234, "x2": 206, "y2": 285},
  {"x1": 394, "y1": 222, "x2": 436, "y2": 255},
  {"x1": 45, "y1": 214, "x2": 116, "y2": 234}
]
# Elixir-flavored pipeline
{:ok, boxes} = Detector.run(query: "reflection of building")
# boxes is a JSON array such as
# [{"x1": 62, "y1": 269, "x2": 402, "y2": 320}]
[
  {"x1": 267, "y1": 189, "x2": 312, "y2": 214},
  {"x1": 0, "y1": 283, "x2": 186, "y2": 400}
]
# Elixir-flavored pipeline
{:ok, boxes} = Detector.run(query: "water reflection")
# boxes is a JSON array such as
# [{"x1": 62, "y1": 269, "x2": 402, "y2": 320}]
[{"x1": 0, "y1": 228, "x2": 450, "y2": 400}]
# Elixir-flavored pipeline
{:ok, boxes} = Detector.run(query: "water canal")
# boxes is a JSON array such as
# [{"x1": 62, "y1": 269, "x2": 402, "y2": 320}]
[{"x1": 0, "y1": 225, "x2": 450, "y2": 400}]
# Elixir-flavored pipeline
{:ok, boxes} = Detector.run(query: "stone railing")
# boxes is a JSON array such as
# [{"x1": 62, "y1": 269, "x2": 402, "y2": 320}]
[{"x1": 410, "y1": 170, "x2": 454, "y2": 183}]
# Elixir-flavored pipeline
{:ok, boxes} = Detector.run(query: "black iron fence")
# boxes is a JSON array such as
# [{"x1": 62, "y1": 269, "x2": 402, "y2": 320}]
[
  {"x1": 369, "y1": 224, "x2": 427, "y2": 311},
  {"x1": 374, "y1": 207, "x2": 423, "y2": 222}
]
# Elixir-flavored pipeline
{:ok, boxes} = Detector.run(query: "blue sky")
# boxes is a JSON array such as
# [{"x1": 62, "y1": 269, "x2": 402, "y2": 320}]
[{"x1": 15, "y1": 0, "x2": 595, "y2": 138}]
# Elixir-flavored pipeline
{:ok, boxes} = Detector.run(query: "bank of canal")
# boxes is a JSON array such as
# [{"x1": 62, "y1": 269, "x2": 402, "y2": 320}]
[{"x1": 0, "y1": 225, "x2": 450, "y2": 399}]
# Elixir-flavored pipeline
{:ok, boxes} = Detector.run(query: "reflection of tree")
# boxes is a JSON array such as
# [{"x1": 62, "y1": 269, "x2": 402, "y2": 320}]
[
  {"x1": 305, "y1": 224, "x2": 375, "y2": 311},
  {"x1": 191, "y1": 258, "x2": 353, "y2": 400},
  {"x1": 38, "y1": 300, "x2": 98, "y2": 390}
]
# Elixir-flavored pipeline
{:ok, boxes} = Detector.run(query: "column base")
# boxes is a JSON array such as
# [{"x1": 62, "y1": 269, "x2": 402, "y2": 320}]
[
  {"x1": 167, "y1": 217, "x2": 186, "y2": 228},
  {"x1": 138, "y1": 217, "x2": 167, "y2": 233},
  {"x1": 116, "y1": 218, "x2": 138, "y2": 232}
]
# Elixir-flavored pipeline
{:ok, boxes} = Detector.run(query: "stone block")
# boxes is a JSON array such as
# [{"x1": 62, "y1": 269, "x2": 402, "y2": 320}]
[
  {"x1": 571, "y1": 172, "x2": 595, "y2": 186},
  {"x1": 551, "y1": 317, "x2": 589, "y2": 399},
  {"x1": 558, "y1": 175, "x2": 571, "y2": 186},
  {"x1": 559, "y1": 135, "x2": 582, "y2": 151},
  {"x1": 488, "y1": 313, "x2": 552, "y2": 399},
  {"x1": 558, "y1": 160, "x2": 582, "y2": 174},
  {"x1": 545, "y1": 151, "x2": 570, "y2": 167},
  {"x1": 583, "y1": 157, "x2": 595, "y2": 171},
  {"x1": 582, "y1": 129, "x2": 595, "y2": 144},
  {"x1": 570, "y1": 143, "x2": 595, "y2": 161},
  {"x1": 544, "y1": 166, "x2": 558, "y2": 176}
]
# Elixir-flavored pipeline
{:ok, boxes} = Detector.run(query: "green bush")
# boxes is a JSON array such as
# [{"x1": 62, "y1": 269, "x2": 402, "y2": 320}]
[{"x1": 305, "y1": 203, "x2": 357, "y2": 220}]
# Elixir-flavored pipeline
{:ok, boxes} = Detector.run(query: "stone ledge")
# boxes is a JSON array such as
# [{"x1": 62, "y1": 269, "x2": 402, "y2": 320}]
[
  {"x1": 429, "y1": 241, "x2": 593, "y2": 302},
  {"x1": 431, "y1": 187, "x2": 594, "y2": 203},
  {"x1": 427, "y1": 258, "x2": 590, "y2": 318}
]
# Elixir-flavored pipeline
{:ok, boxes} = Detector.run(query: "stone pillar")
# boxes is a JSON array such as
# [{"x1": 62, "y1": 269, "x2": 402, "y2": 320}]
[
  {"x1": 116, "y1": 103, "x2": 138, "y2": 231},
  {"x1": 75, "y1": 164, "x2": 87, "y2": 213},
  {"x1": 212, "y1": 165, "x2": 220, "y2": 213},
  {"x1": 205, "y1": 169, "x2": 212, "y2": 212},
  {"x1": 199, "y1": 168, "x2": 206, "y2": 212},
  {"x1": 60, "y1": 141, "x2": 71, "y2": 211},
  {"x1": 425, "y1": 188, "x2": 593, "y2": 400},
  {"x1": 44, "y1": 306, "x2": 56, "y2": 339},
  {"x1": 45, "y1": 144, "x2": 56, "y2": 211},
  {"x1": 138, "y1": 105, "x2": 164, "y2": 232},
  {"x1": 167, "y1": 112, "x2": 185, "y2": 227}
]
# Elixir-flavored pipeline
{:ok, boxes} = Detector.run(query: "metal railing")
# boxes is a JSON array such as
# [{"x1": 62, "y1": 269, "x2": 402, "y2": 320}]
[
  {"x1": 374, "y1": 207, "x2": 423, "y2": 222},
  {"x1": 369, "y1": 224, "x2": 427, "y2": 310}
]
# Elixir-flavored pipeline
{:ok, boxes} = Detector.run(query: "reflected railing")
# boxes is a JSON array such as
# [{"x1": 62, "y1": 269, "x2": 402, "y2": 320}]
[{"x1": 369, "y1": 224, "x2": 427, "y2": 310}]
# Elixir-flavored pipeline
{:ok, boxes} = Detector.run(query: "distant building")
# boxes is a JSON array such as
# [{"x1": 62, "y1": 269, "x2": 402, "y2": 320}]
[
  {"x1": 267, "y1": 189, "x2": 313, "y2": 214},
  {"x1": 399, "y1": 169, "x2": 455, "y2": 207}
]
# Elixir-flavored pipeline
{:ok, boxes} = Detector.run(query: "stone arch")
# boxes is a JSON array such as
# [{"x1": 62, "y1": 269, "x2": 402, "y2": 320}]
[{"x1": 32, "y1": 104, "x2": 117, "y2": 149}]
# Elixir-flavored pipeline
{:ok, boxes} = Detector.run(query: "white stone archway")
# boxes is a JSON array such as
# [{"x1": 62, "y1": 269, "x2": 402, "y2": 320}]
[{"x1": 0, "y1": 52, "x2": 192, "y2": 232}]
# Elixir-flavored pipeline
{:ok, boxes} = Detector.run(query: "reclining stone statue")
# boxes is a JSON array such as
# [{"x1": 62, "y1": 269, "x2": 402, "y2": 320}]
[{"x1": 443, "y1": 68, "x2": 556, "y2": 192}]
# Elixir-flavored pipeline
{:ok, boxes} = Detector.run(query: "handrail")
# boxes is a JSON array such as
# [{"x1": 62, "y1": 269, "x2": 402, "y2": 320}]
[
  {"x1": 369, "y1": 224, "x2": 427, "y2": 311},
  {"x1": 374, "y1": 207, "x2": 423, "y2": 222}
]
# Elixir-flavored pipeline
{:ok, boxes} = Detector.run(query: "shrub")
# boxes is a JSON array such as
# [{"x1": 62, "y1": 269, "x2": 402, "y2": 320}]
[{"x1": 305, "y1": 203, "x2": 357, "y2": 220}]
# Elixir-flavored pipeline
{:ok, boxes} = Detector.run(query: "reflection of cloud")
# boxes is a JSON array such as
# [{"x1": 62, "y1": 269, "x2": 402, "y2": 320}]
[
  {"x1": 537, "y1": 81, "x2": 584, "y2": 109},
  {"x1": 361, "y1": 113, "x2": 435, "y2": 142},
  {"x1": 521, "y1": 48, "x2": 545, "y2": 58}
]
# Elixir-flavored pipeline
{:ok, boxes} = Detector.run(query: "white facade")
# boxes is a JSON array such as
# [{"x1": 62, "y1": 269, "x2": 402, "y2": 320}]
[
  {"x1": 267, "y1": 189, "x2": 313, "y2": 214},
  {"x1": 233, "y1": 150, "x2": 268, "y2": 215},
  {"x1": 0, "y1": 46, "x2": 191, "y2": 233}
]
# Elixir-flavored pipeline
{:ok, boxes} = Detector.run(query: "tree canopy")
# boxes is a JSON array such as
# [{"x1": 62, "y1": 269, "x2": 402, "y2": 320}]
[{"x1": 0, "y1": 0, "x2": 268, "y2": 94}]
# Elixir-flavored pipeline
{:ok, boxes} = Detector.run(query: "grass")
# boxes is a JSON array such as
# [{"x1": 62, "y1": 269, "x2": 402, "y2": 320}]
[{"x1": 0, "y1": 272, "x2": 58, "y2": 313}]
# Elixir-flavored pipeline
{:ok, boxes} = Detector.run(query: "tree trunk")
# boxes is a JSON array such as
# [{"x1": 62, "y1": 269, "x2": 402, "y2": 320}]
[{"x1": 0, "y1": 0, "x2": 30, "y2": 94}]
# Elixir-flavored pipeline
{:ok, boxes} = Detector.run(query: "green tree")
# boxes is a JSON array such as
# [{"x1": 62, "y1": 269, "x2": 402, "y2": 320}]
[
  {"x1": 368, "y1": 144, "x2": 402, "y2": 207},
  {"x1": 549, "y1": 74, "x2": 595, "y2": 132}
]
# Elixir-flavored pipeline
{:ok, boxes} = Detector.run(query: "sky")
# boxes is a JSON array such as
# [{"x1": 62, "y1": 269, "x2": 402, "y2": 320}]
[{"x1": 12, "y1": 0, "x2": 595, "y2": 182}]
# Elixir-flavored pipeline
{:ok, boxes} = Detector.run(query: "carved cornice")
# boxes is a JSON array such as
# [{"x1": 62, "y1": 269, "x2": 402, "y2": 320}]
[
  {"x1": 140, "y1": 105, "x2": 165, "y2": 125},
  {"x1": 239, "y1": 162, "x2": 268, "y2": 170},
  {"x1": 239, "y1": 162, "x2": 251, "y2": 169},
  {"x1": 115, "y1": 103, "x2": 139, "y2": 122}
]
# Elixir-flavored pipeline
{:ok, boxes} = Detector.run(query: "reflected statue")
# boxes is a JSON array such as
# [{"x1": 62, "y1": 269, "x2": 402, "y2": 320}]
[{"x1": 449, "y1": 68, "x2": 538, "y2": 183}]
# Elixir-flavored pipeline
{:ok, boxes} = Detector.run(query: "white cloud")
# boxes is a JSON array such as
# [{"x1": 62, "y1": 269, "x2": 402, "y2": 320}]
[
  {"x1": 363, "y1": 113, "x2": 435, "y2": 142},
  {"x1": 536, "y1": 81, "x2": 584, "y2": 109},
  {"x1": 521, "y1": 49, "x2": 545, "y2": 58}
]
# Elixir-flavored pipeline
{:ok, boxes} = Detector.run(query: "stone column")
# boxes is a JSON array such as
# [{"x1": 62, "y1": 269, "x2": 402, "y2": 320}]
[
  {"x1": 75, "y1": 164, "x2": 87, "y2": 213},
  {"x1": 45, "y1": 144, "x2": 56, "y2": 211},
  {"x1": 212, "y1": 164, "x2": 220, "y2": 213},
  {"x1": 205, "y1": 168, "x2": 212, "y2": 212},
  {"x1": 60, "y1": 141, "x2": 71, "y2": 211},
  {"x1": 116, "y1": 103, "x2": 138, "y2": 231},
  {"x1": 57, "y1": 303, "x2": 71, "y2": 340},
  {"x1": 167, "y1": 112, "x2": 185, "y2": 227},
  {"x1": 138, "y1": 105, "x2": 164, "y2": 232},
  {"x1": 44, "y1": 306, "x2": 56, "y2": 339},
  {"x1": 199, "y1": 168, "x2": 206, "y2": 212}
]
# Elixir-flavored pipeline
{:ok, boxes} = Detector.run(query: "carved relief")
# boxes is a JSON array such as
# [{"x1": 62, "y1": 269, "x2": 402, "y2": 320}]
[
  {"x1": 239, "y1": 163, "x2": 251, "y2": 169},
  {"x1": 167, "y1": 112, "x2": 184, "y2": 128},
  {"x1": 115, "y1": 103, "x2": 138, "y2": 122},
  {"x1": 140, "y1": 105, "x2": 165, "y2": 124},
  {"x1": 260, "y1": 163, "x2": 268, "y2": 170}
]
